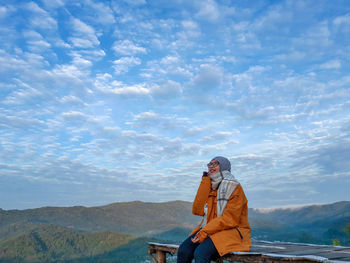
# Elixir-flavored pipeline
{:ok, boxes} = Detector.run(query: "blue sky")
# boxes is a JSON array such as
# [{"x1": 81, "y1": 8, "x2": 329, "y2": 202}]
[{"x1": 1, "y1": 0, "x2": 350, "y2": 210}]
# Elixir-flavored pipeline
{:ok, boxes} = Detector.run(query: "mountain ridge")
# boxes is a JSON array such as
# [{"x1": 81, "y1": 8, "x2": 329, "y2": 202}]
[
  {"x1": 0, "y1": 200, "x2": 199, "y2": 236},
  {"x1": 3, "y1": 199, "x2": 348, "y2": 211},
  {"x1": 0, "y1": 200, "x2": 349, "y2": 262},
  {"x1": 1, "y1": 200, "x2": 349, "y2": 241}
]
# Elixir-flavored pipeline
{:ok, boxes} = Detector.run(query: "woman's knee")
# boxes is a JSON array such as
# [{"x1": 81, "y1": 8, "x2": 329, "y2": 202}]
[
  {"x1": 177, "y1": 242, "x2": 192, "y2": 259},
  {"x1": 193, "y1": 247, "x2": 201, "y2": 259},
  {"x1": 193, "y1": 238, "x2": 219, "y2": 263},
  {"x1": 193, "y1": 246, "x2": 209, "y2": 262}
]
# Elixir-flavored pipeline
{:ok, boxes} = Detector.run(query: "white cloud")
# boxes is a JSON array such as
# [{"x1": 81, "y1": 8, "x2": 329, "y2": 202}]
[
  {"x1": 95, "y1": 74, "x2": 150, "y2": 96},
  {"x1": 230, "y1": 154, "x2": 276, "y2": 174},
  {"x1": 200, "y1": 131, "x2": 238, "y2": 143},
  {"x1": 274, "y1": 51, "x2": 306, "y2": 61},
  {"x1": 129, "y1": 111, "x2": 190, "y2": 131},
  {"x1": 143, "y1": 56, "x2": 193, "y2": 79},
  {"x1": 150, "y1": 80, "x2": 183, "y2": 98},
  {"x1": 252, "y1": 3, "x2": 293, "y2": 33},
  {"x1": 50, "y1": 64, "x2": 90, "y2": 80},
  {"x1": 79, "y1": 49, "x2": 106, "y2": 61},
  {"x1": 27, "y1": 39, "x2": 51, "y2": 50},
  {"x1": 180, "y1": 20, "x2": 201, "y2": 38},
  {"x1": 59, "y1": 95, "x2": 85, "y2": 105},
  {"x1": 320, "y1": 59, "x2": 341, "y2": 69},
  {"x1": 122, "y1": 0, "x2": 146, "y2": 6},
  {"x1": 109, "y1": 84, "x2": 150, "y2": 96},
  {"x1": 69, "y1": 38, "x2": 97, "y2": 49},
  {"x1": 23, "y1": 30, "x2": 52, "y2": 52},
  {"x1": 70, "y1": 18, "x2": 100, "y2": 48},
  {"x1": 41, "y1": 0, "x2": 64, "y2": 9},
  {"x1": 182, "y1": 127, "x2": 206, "y2": 137},
  {"x1": 112, "y1": 40, "x2": 147, "y2": 56},
  {"x1": 95, "y1": 73, "x2": 182, "y2": 98},
  {"x1": 61, "y1": 111, "x2": 87, "y2": 121},
  {"x1": 160, "y1": 56, "x2": 180, "y2": 65},
  {"x1": 195, "y1": 0, "x2": 220, "y2": 22},
  {"x1": 293, "y1": 21, "x2": 331, "y2": 49},
  {"x1": 25, "y1": 2, "x2": 57, "y2": 29},
  {"x1": 333, "y1": 13, "x2": 350, "y2": 26},
  {"x1": 2, "y1": 83, "x2": 43, "y2": 105},
  {"x1": 84, "y1": 0, "x2": 116, "y2": 24},
  {"x1": 71, "y1": 53, "x2": 93, "y2": 68},
  {"x1": 190, "y1": 64, "x2": 223, "y2": 91},
  {"x1": 113, "y1": 56, "x2": 141, "y2": 74},
  {"x1": 72, "y1": 17, "x2": 95, "y2": 35},
  {"x1": 0, "y1": 52, "x2": 27, "y2": 73},
  {"x1": 329, "y1": 75, "x2": 350, "y2": 88},
  {"x1": 0, "y1": 6, "x2": 9, "y2": 19},
  {"x1": 0, "y1": 113, "x2": 45, "y2": 130}
]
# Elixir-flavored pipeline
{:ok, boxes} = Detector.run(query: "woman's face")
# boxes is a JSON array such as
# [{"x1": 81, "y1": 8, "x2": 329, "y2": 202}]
[{"x1": 208, "y1": 160, "x2": 220, "y2": 174}]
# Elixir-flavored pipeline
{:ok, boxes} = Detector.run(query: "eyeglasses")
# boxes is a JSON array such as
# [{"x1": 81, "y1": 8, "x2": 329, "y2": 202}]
[{"x1": 207, "y1": 161, "x2": 219, "y2": 168}]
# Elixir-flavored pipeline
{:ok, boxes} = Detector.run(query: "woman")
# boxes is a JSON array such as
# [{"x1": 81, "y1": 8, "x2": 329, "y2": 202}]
[{"x1": 177, "y1": 156, "x2": 251, "y2": 263}]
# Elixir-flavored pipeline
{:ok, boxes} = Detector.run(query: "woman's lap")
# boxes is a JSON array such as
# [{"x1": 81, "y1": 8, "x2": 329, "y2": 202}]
[{"x1": 177, "y1": 233, "x2": 219, "y2": 263}]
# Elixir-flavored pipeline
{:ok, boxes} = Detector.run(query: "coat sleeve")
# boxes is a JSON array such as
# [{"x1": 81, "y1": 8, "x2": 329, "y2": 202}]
[
  {"x1": 192, "y1": 176, "x2": 211, "y2": 216},
  {"x1": 198, "y1": 185, "x2": 246, "y2": 239}
]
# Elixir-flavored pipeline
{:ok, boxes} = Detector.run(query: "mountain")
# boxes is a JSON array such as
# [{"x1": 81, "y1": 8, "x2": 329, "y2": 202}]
[
  {"x1": 249, "y1": 201, "x2": 350, "y2": 244},
  {"x1": 0, "y1": 201, "x2": 349, "y2": 262},
  {"x1": 1, "y1": 201, "x2": 349, "y2": 242},
  {"x1": 0, "y1": 224, "x2": 137, "y2": 263},
  {"x1": 0, "y1": 201, "x2": 198, "y2": 237}
]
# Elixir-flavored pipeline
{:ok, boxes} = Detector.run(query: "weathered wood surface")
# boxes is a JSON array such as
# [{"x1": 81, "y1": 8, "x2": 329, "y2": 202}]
[{"x1": 148, "y1": 240, "x2": 350, "y2": 263}]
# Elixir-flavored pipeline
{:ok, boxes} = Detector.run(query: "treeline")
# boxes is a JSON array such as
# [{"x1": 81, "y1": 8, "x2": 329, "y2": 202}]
[
  {"x1": 0, "y1": 224, "x2": 148, "y2": 262},
  {"x1": 1, "y1": 201, "x2": 349, "y2": 262},
  {"x1": 332, "y1": 223, "x2": 350, "y2": 246}
]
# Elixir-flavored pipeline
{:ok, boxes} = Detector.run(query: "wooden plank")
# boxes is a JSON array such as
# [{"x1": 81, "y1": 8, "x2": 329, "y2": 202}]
[
  {"x1": 308, "y1": 250, "x2": 350, "y2": 261},
  {"x1": 249, "y1": 242, "x2": 350, "y2": 262},
  {"x1": 253, "y1": 243, "x2": 350, "y2": 261},
  {"x1": 251, "y1": 241, "x2": 350, "y2": 261},
  {"x1": 156, "y1": 250, "x2": 166, "y2": 263},
  {"x1": 283, "y1": 248, "x2": 342, "y2": 256},
  {"x1": 222, "y1": 251, "x2": 337, "y2": 263},
  {"x1": 148, "y1": 241, "x2": 350, "y2": 263},
  {"x1": 148, "y1": 242, "x2": 179, "y2": 254}
]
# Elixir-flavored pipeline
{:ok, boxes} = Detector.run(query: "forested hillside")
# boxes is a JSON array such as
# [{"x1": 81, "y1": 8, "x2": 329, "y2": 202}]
[
  {"x1": 0, "y1": 201, "x2": 349, "y2": 262},
  {"x1": 0, "y1": 201, "x2": 198, "y2": 236},
  {"x1": 0, "y1": 224, "x2": 137, "y2": 262},
  {"x1": 249, "y1": 201, "x2": 350, "y2": 244}
]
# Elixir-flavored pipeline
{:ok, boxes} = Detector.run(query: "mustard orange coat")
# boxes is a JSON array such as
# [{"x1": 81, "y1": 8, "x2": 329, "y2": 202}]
[{"x1": 189, "y1": 176, "x2": 251, "y2": 256}]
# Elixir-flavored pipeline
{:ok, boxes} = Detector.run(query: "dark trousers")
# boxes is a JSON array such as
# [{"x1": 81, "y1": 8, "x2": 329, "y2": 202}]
[{"x1": 177, "y1": 232, "x2": 220, "y2": 263}]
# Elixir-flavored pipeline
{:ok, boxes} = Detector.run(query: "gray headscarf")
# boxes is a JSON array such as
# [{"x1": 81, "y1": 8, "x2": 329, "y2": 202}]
[
  {"x1": 208, "y1": 156, "x2": 239, "y2": 217},
  {"x1": 213, "y1": 156, "x2": 231, "y2": 172}
]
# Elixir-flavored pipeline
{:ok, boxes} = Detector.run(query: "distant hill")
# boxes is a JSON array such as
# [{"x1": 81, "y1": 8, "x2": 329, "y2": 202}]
[
  {"x1": 0, "y1": 200, "x2": 349, "y2": 262},
  {"x1": 0, "y1": 201, "x2": 198, "y2": 237},
  {"x1": 1, "y1": 201, "x2": 349, "y2": 242},
  {"x1": 249, "y1": 201, "x2": 350, "y2": 245},
  {"x1": 0, "y1": 224, "x2": 137, "y2": 262},
  {"x1": 249, "y1": 201, "x2": 350, "y2": 244}
]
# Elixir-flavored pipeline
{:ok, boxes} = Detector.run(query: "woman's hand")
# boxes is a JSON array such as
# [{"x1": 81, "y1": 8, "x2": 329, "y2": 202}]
[
  {"x1": 191, "y1": 231, "x2": 208, "y2": 243},
  {"x1": 191, "y1": 235, "x2": 200, "y2": 243}
]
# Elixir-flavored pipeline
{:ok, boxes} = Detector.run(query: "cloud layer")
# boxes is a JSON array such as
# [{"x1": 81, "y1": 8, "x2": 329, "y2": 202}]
[{"x1": 0, "y1": 0, "x2": 350, "y2": 209}]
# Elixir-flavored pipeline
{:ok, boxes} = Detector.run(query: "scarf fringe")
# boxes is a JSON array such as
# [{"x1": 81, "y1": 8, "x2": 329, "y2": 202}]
[{"x1": 207, "y1": 170, "x2": 240, "y2": 218}]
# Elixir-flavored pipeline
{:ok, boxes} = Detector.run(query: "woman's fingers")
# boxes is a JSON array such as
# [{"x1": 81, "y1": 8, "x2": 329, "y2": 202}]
[{"x1": 191, "y1": 236, "x2": 199, "y2": 243}]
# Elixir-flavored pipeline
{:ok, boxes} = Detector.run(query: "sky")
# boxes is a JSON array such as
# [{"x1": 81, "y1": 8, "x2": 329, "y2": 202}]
[{"x1": 0, "y1": 0, "x2": 350, "y2": 210}]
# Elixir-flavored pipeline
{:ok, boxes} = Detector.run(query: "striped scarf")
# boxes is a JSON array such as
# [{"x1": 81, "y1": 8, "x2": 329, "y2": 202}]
[{"x1": 209, "y1": 170, "x2": 240, "y2": 216}]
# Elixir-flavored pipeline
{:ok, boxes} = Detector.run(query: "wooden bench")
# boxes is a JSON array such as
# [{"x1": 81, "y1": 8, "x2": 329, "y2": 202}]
[{"x1": 148, "y1": 240, "x2": 350, "y2": 263}]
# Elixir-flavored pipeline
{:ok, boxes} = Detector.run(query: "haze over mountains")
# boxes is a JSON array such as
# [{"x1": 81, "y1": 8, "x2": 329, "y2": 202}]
[
  {"x1": 0, "y1": 201, "x2": 349, "y2": 262},
  {"x1": 0, "y1": 201, "x2": 197, "y2": 237}
]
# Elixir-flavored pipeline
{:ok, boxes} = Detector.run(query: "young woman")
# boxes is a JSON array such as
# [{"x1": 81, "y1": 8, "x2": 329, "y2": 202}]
[{"x1": 177, "y1": 156, "x2": 251, "y2": 263}]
